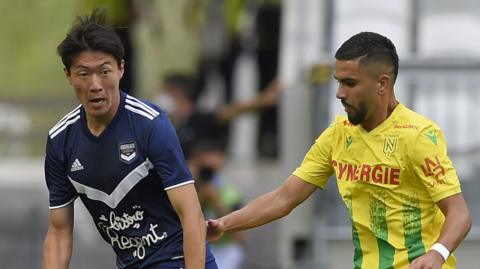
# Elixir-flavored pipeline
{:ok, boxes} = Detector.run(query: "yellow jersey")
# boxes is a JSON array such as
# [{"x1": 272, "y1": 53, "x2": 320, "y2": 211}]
[{"x1": 293, "y1": 103, "x2": 461, "y2": 269}]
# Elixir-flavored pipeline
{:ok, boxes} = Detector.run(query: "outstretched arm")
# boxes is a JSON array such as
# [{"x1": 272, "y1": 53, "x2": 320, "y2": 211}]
[
  {"x1": 216, "y1": 78, "x2": 280, "y2": 124},
  {"x1": 168, "y1": 183, "x2": 206, "y2": 269},
  {"x1": 408, "y1": 193, "x2": 471, "y2": 269},
  {"x1": 43, "y1": 204, "x2": 74, "y2": 269},
  {"x1": 207, "y1": 174, "x2": 317, "y2": 242}
]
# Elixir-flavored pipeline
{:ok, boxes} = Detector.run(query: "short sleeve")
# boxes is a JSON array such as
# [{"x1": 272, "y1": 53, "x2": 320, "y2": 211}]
[
  {"x1": 44, "y1": 137, "x2": 77, "y2": 209},
  {"x1": 147, "y1": 113, "x2": 193, "y2": 190},
  {"x1": 293, "y1": 123, "x2": 336, "y2": 189},
  {"x1": 409, "y1": 126, "x2": 462, "y2": 202}
]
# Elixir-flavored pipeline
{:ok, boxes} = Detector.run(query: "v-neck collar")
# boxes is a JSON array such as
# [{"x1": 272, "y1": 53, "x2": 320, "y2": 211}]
[
  {"x1": 81, "y1": 91, "x2": 126, "y2": 142},
  {"x1": 357, "y1": 103, "x2": 404, "y2": 136}
]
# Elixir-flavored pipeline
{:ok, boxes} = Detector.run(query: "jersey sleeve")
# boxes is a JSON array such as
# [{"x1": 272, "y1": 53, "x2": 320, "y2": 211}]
[
  {"x1": 147, "y1": 113, "x2": 194, "y2": 190},
  {"x1": 44, "y1": 137, "x2": 77, "y2": 209},
  {"x1": 292, "y1": 122, "x2": 336, "y2": 189},
  {"x1": 409, "y1": 126, "x2": 462, "y2": 202}
]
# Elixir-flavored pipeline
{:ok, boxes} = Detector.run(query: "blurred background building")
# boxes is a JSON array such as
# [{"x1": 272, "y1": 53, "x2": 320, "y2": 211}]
[{"x1": 0, "y1": 0, "x2": 479, "y2": 268}]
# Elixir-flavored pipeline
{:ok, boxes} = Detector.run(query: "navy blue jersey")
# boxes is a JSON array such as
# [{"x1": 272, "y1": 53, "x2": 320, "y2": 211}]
[{"x1": 45, "y1": 92, "x2": 214, "y2": 268}]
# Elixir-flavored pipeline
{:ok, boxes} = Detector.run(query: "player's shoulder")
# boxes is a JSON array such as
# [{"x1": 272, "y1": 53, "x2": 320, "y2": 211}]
[
  {"x1": 331, "y1": 115, "x2": 354, "y2": 128},
  {"x1": 394, "y1": 104, "x2": 441, "y2": 133},
  {"x1": 48, "y1": 104, "x2": 82, "y2": 141},
  {"x1": 124, "y1": 94, "x2": 167, "y2": 122}
]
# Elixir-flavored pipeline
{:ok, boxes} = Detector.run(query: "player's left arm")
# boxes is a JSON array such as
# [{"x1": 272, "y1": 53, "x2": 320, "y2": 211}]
[
  {"x1": 168, "y1": 183, "x2": 206, "y2": 269},
  {"x1": 409, "y1": 193, "x2": 471, "y2": 269},
  {"x1": 435, "y1": 193, "x2": 472, "y2": 253},
  {"x1": 408, "y1": 126, "x2": 472, "y2": 268}
]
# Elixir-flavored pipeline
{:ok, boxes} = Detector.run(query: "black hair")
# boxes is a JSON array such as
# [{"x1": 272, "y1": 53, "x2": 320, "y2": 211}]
[
  {"x1": 335, "y1": 32, "x2": 399, "y2": 82},
  {"x1": 57, "y1": 9, "x2": 125, "y2": 71}
]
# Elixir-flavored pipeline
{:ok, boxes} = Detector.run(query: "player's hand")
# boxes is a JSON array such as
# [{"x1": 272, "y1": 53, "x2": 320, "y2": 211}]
[
  {"x1": 407, "y1": 250, "x2": 445, "y2": 269},
  {"x1": 206, "y1": 219, "x2": 225, "y2": 242}
]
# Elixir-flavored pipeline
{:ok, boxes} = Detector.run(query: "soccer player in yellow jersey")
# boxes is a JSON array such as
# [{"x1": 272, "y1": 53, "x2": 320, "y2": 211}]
[{"x1": 206, "y1": 32, "x2": 472, "y2": 269}]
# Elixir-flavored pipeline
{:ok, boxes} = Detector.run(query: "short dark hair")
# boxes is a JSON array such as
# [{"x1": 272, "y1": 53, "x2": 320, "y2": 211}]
[
  {"x1": 335, "y1": 32, "x2": 399, "y2": 82},
  {"x1": 57, "y1": 9, "x2": 125, "y2": 71}
]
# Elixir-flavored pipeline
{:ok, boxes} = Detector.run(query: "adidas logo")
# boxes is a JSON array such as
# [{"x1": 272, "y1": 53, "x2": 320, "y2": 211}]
[{"x1": 70, "y1": 158, "x2": 84, "y2": 172}]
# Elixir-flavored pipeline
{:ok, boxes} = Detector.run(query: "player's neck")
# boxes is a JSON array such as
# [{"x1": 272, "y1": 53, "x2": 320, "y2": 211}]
[
  {"x1": 361, "y1": 98, "x2": 398, "y2": 132},
  {"x1": 86, "y1": 108, "x2": 118, "y2": 137},
  {"x1": 387, "y1": 97, "x2": 399, "y2": 117}
]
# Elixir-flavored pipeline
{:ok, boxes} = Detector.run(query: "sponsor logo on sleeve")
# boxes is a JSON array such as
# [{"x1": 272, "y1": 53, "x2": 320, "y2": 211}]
[{"x1": 421, "y1": 156, "x2": 446, "y2": 187}]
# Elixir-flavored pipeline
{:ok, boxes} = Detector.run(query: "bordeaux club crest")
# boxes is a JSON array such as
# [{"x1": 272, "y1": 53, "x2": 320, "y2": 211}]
[{"x1": 119, "y1": 141, "x2": 137, "y2": 163}]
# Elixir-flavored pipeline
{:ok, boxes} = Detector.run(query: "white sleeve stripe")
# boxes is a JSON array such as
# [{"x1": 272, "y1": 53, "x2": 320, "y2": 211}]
[
  {"x1": 49, "y1": 115, "x2": 81, "y2": 139},
  {"x1": 55, "y1": 104, "x2": 81, "y2": 124},
  {"x1": 125, "y1": 99, "x2": 157, "y2": 118},
  {"x1": 126, "y1": 95, "x2": 160, "y2": 116},
  {"x1": 164, "y1": 180, "x2": 195, "y2": 191},
  {"x1": 49, "y1": 196, "x2": 77, "y2": 209},
  {"x1": 125, "y1": 105, "x2": 154, "y2": 120},
  {"x1": 49, "y1": 109, "x2": 81, "y2": 135},
  {"x1": 49, "y1": 105, "x2": 81, "y2": 131},
  {"x1": 126, "y1": 95, "x2": 160, "y2": 115}
]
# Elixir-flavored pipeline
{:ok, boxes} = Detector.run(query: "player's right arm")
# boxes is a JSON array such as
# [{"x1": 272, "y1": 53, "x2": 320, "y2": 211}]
[
  {"x1": 207, "y1": 121, "x2": 336, "y2": 242},
  {"x1": 44, "y1": 204, "x2": 74, "y2": 269},
  {"x1": 207, "y1": 174, "x2": 317, "y2": 242}
]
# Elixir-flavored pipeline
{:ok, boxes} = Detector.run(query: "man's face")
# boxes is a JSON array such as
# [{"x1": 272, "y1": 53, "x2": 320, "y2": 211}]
[
  {"x1": 334, "y1": 59, "x2": 379, "y2": 125},
  {"x1": 65, "y1": 51, "x2": 124, "y2": 121}
]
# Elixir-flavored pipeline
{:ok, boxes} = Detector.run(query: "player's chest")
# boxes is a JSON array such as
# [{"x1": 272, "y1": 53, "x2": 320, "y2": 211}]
[
  {"x1": 66, "y1": 134, "x2": 146, "y2": 192},
  {"x1": 331, "y1": 132, "x2": 409, "y2": 190}
]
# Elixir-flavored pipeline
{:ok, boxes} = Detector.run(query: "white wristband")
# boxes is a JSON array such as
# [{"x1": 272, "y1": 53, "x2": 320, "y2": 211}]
[{"x1": 430, "y1": 243, "x2": 450, "y2": 261}]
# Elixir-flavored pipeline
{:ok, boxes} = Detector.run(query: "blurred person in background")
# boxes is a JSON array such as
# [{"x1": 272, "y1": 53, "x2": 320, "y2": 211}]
[
  {"x1": 207, "y1": 32, "x2": 472, "y2": 269},
  {"x1": 188, "y1": 141, "x2": 246, "y2": 269},
  {"x1": 198, "y1": 0, "x2": 282, "y2": 158},
  {"x1": 43, "y1": 10, "x2": 217, "y2": 269},
  {"x1": 155, "y1": 73, "x2": 280, "y2": 159}
]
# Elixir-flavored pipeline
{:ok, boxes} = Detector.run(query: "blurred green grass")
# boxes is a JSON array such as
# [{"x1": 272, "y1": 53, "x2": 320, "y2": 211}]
[{"x1": 0, "y1": 0, "x2": 75, "y2": 98}]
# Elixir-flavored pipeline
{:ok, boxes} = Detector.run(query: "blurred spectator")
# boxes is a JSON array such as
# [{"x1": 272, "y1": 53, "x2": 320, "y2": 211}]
[
  {"x1": 155, "y1": 73, "x2": 280, "y2": 158},
  {"x1": 198, "y1": 0, "x2": 282, "y2": 157},
  {"x1": 254, "y1": 0, "x2": 281, "y2": 158},
  {"x1": 188, "y1": 141, "x2": 246, "y2": 269}
]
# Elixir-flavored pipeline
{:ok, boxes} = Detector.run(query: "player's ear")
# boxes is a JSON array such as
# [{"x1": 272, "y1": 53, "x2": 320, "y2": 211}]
[
  {"x1": 119, "y1": 59, "x2": 125, "y2": 78},
  {"x1": 377, "y1": 74, "x2": 390, "y2": 95},
  {"x1": 64, "y1": 67, "x2": 72, "y2": 85}
]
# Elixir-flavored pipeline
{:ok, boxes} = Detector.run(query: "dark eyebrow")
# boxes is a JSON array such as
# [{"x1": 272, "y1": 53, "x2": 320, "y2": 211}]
[
  {"x1": 73, "y1": 61, "x2": 113, "y2": 70},
  {"x1": 334, "y1": 77, "x2": 357, "y2": 84},
  {"x1": 99, "y1": 61, "x2": 113, "y2": 67}
]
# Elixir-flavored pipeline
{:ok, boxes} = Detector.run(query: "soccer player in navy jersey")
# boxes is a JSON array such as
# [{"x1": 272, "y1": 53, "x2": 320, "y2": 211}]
[{"x1": 43, "y1": 9, "x2": 217, "y2": 269}]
